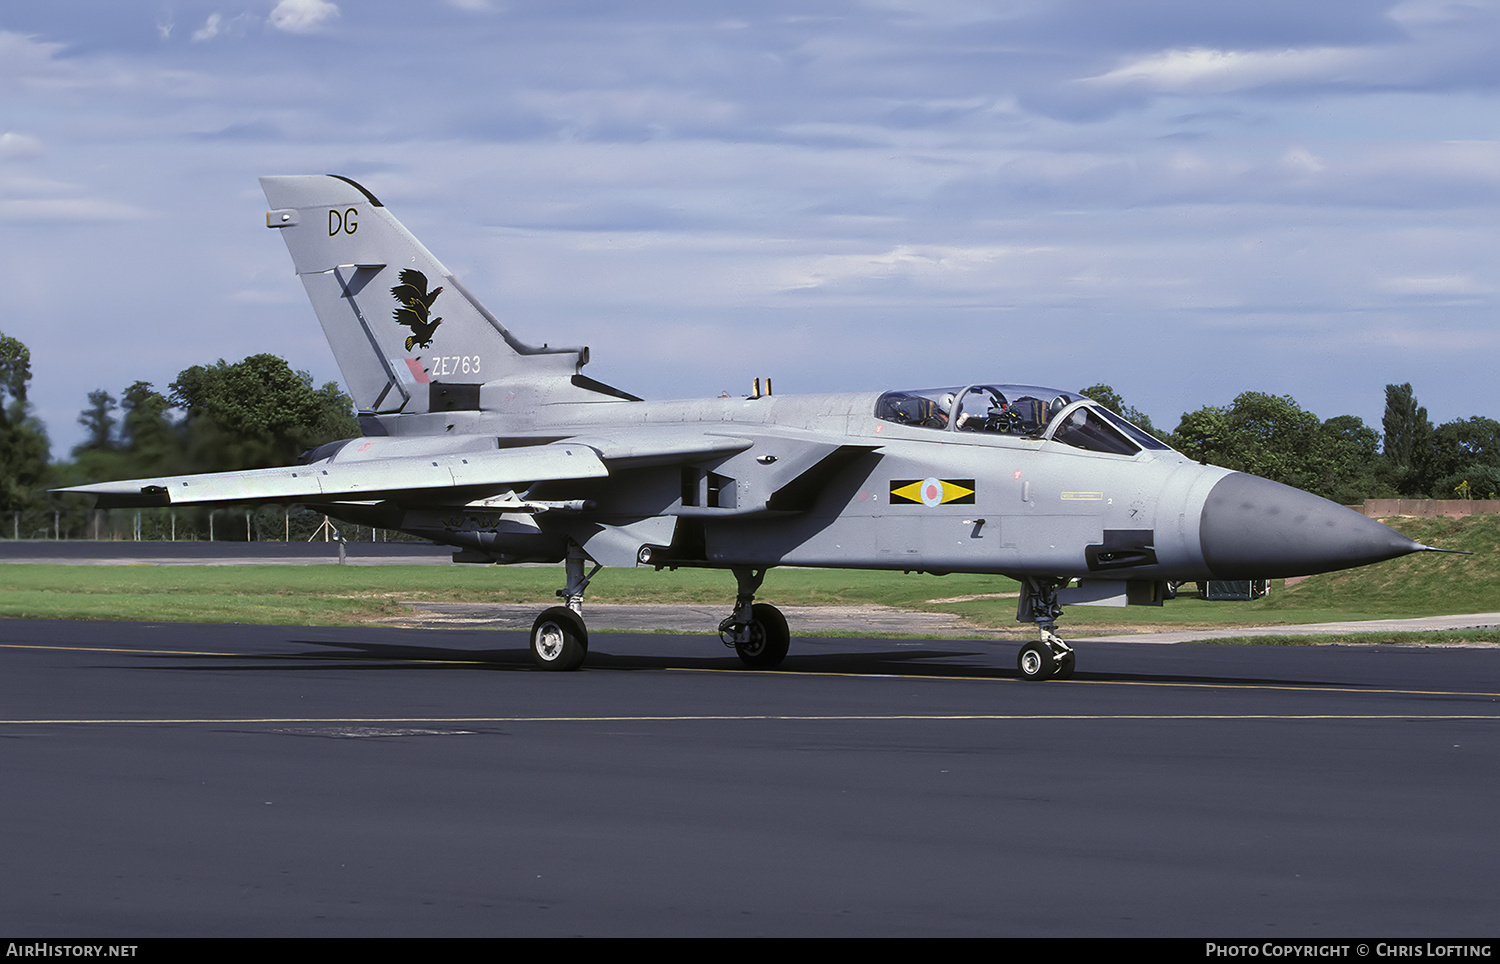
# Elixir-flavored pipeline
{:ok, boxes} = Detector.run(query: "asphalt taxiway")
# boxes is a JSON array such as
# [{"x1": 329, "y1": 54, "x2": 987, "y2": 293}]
[{"x1": 2, "y1": 617, "x2": 1497, "y2": 937}]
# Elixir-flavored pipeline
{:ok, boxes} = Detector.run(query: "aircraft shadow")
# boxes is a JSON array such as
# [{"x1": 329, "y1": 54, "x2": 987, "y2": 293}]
[{"x1": 105, "y1": 634, "x2": 1363, "y2": 690}]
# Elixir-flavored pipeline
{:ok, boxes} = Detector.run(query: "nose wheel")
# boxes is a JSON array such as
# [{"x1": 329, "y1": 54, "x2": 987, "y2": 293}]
[{"x1": 1016, "y1": 630, "x2": 1075, "y2": 681}]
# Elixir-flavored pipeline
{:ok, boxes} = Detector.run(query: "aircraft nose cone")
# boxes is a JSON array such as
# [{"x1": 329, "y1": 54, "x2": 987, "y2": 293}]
[{"x1": 1199, "y1": 472, "x2": 1424, "y2": 579}]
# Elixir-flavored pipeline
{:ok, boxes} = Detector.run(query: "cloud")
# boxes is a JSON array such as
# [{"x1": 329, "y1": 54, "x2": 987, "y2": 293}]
[
  {"x1": 1378, "y1": 273, "x2": 1490, "y2": 297},
  {"x1": 193, "y1": 14, "x2": 225, "y2": 42},
  {"x1": 269, "y1": 0, "x2": 340, "y2": 34},
  {"x1": 776, "y1": 244, "x2": 1050, "y2": 292},
  {"x1": 1390, "y1": 0, "x2": 1499, "y2": 30},
  {"x1": 1067, "y1": 2, "x2": 1500, "y2": 111},
  {"x1": 1082, "y1": 46, "x2": 1372, "y2": 94},
  {"x1": 511, "y1": 87, "x2": 741, "y2": 139},
  {"x1": 0, "y1": 30, "x2": 68, "y2": 84},
  {"x1": 191, "y1": 13, "x2": 257, "y2": 43},
  {"x1": 0, "y1": 132, "x2": 43, "y2": 161},
  {"x1": 0, "y1": 197, "x2": 146, "y2": 222}
]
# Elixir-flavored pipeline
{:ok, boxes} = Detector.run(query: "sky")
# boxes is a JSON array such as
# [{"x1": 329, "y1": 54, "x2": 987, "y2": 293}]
[{"x1": 3, "y1": 0, "x2": 1498, "y2": 456}]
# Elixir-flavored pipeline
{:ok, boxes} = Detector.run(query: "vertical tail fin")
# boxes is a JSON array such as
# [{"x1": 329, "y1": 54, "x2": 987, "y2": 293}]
[{"x1": 260, "y1": 175, "x2": 630, "y2": 415}]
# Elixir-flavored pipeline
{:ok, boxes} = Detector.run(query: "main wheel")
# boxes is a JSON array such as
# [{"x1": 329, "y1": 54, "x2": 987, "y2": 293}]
[
  {"x1": 735, "y1": 603, "x2": 790, "y2": 669},
  {"x1": 530, "y1": 606, "x2": 588, "y2": 671},
  {"x1": 1017, "y1": 641, "x2": 1058, "y2": 681},
  {"x1": 1054, "y1": 649, "x2": 1076, "y2": 680}
]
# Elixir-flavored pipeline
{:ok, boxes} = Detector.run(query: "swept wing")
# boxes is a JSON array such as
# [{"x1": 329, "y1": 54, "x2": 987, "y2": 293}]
[{"x1": 58, "y1": 430, "x2": 758, "y2": 509}]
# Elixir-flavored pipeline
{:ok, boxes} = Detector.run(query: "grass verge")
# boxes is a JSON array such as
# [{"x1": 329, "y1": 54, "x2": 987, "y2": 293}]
[{"x1": 0, "y1": 514, "x2": 1492, "y2": 636}]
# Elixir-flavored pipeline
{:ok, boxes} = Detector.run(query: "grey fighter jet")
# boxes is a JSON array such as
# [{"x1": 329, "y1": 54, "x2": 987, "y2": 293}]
[{"x1": 63, "y1": 175, "x2": 1438, "y2": 679}]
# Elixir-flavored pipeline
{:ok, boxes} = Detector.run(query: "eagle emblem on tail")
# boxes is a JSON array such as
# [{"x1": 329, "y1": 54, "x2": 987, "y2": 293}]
[{"x1": 391, "y1": 269, "x2": 444, "y2": 351}]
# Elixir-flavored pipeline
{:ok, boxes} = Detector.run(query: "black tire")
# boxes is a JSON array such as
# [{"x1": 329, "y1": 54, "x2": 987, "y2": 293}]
[
  {"x1": 735, "y1": 603, "x2": 790, "y2": 668},
  {"x1": 1054, "y1": 650, "x2": 1076, "y2": 680},
  {"x1": 530, "y1": 606, "x2": 588, "y2": 671},
  {"x1": 1017, "y1": 641, "x2": 1058, "y2": 681}
]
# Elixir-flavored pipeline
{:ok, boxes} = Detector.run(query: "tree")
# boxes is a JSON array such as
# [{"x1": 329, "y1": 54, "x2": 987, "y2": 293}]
[
  {"x1": 1429, "y1": 416, "x2": 1500, "y2": 476},
  {"x1": 1312, "y1": 414, "x2": 1387, "y2": 505},
  {"x1": 1077, "y1": 383, "x2": 1161, "y2": 438},
  {"x1": 57, "y1": 381, "x2": 181, "y2": 500},
  {"x1": 1171, "y1": 392, "x2": 1320, "y2": 488},
  {"x1": 119, "y1": 381, "x2": 181, "y2": 477},
  {"x1": 67, "y1": 389, "x2": 126, "y2": 496},
  {"x1": 0, "y1": 334, "x2": 50, "y2": 514},
  {"x1": 1169, "y1": 392, "x2": 1386, "y2": 502},
  {"x1": 1428, "y1": 416, "x2": 1500, "y2": 499},
  {"x1": 75, "y1": 390, "x2": 117, "y2": 455},
  {"x1": 1381, "y1": 383, "x2": 1433, "y2": 496},
  {"x1": 57, "y1": 355, "x2": 360, "y2": 540},
  {"x1": 64, "y1": 353, "x2": 358, "y2": 491},
  {"x1": 170, "y1": 354, "x2": 358, "y2": 471},
  {"x1": 1078, "y1": 383, "x2": 1126, "y2": 415}
]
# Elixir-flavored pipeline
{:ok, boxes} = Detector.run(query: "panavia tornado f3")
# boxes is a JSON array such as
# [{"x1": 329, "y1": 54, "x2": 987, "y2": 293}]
[{"x1": 63, "y1": 175, "x2": 1440, "y2": 679}]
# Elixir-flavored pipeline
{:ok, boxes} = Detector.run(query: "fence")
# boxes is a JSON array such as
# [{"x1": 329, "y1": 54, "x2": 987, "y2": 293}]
[{"x1": 1, "y1": 506, "x2": 419, "y2": 542}]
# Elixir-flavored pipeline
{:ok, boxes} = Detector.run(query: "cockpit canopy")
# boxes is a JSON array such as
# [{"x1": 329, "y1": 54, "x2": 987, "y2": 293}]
[{"x1": 874, "y1": 384, "x2": 1171, "y2": 456}]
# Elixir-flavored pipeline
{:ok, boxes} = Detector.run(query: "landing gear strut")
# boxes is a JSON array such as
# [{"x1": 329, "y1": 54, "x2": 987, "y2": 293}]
[
  {"x1": 718, "y1": 567, "x2": 790, "y2": 668},
  {"x1": 1015, "y1": 576, "x2": 1075, "y2": 681},
  {"x1": 530, "y1": 545, "x2": 600, "y2": 671}
]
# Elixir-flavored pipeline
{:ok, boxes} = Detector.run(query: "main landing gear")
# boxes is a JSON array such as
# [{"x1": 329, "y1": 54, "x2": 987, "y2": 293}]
[
  {"x1": 530, "y1": 553, "x2": 792, "y2": 672},
  {"x1": 718, "y1": 567, "x2": 790, "y2": 669},
  {"x1": 1015, "y1": 577, "x2": 1075, "y2": 681},
  {"x1": 529, "y1": 548, "x2": 600, "y2": 671}
]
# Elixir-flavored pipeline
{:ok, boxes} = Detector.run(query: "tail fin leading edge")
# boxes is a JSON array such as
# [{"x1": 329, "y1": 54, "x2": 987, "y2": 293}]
[{"x1": 260, "y1": 175, "x2": 613, "y2": 415}]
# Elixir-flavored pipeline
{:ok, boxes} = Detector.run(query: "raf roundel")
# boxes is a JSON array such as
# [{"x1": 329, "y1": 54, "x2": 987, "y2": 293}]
[{"x1": 889, "y1": 478, "x2": 976, "y2": 506}]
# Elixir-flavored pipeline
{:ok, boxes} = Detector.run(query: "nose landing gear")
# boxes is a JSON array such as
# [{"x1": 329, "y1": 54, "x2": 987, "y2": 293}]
[{"x1": 1015, "y1": 577, "x2": 1076, "y2": 681}]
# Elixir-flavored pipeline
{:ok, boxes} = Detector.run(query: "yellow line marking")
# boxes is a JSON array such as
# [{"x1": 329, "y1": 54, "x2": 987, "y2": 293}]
[
  {"x1": 668, "y1": 666, "x2": 1500, "y2": 700},
  {"x1": 0, "y1": 714, "x2": 1498, "y2": 725},
  {"x1": 0, "y1": 642, "x2": 238, "y2": 657},
  {"x1": 0, "y1": 642, "x2": 485, "y2": 665}
]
